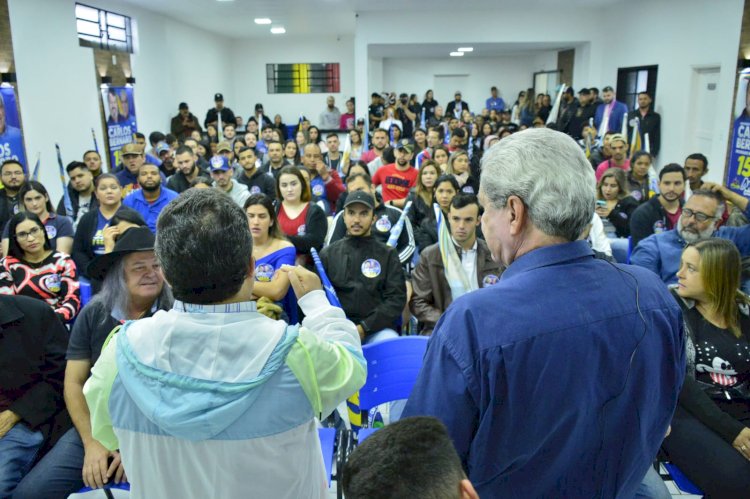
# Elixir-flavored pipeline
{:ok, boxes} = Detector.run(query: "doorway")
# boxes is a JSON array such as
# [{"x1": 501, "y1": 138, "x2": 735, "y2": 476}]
[{"x1": 687, "y1": 66, "x2": 720, "y2": 168}]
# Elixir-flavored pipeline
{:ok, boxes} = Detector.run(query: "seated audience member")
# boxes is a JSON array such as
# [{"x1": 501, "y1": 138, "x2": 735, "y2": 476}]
[
  {"x1": 282, "y1": 139, "x2": 300, "y2": 167},
  {"x1": 244, "y1": 194, "x2": 297, "y2": 323},
  {"x1": 2, "y1": 181, "x2": 74, "y2": 256},
  {"x1": 215, "y1": 141, "x2": 235, "y2": 167},
  {"x1": 630, "y1": 163, "x2": 686, "y2": 248},
  {"x1": 0, "y1": 294, "x2": 69, "y2": 498},
  {"x1": 372, "y1": 139, "x2": 418, "y2": 209},
  {"x1": 416, "y1": 175, "x2": 460, "y2": 251},
  {"x1": 59, "y1": 161, "x2": 97, "y2": 229},
  {"x1": 0, "y1": 160, "x2": 26, "y2": 232},
  {"x1": 632, "y1": 185, "x2": 750, "y2": 284},
  {"x1": 14, "y1": 227, "x2": 172, "y2": 498},
  {"x1": 594, "y1": 133, "x2": 630, "y2": 181},
  {"x1": 406, "y1": 160, "x2": 439, "y2": 235},
  {"x1": 343, "y1": 416, "x2": 479, "y2": 499},
  {"x1": 446, "y1": 150, "x2": 478, "y2": 195},
  {"x1": 327, "y1": 173, "x2": 415, "y2": 265},
  {"x1": 133, "y1": 133, "x2": 162, "y2": 169},
  {"x1": 432, "y1": 145, "x2": 450, "y2": 174},
  {"x1": 300, "y1": 143, "x2": 345, "y2": 213},
  {"x1": 83, "y1": 150, "x2": 104, "y2": 178},
  {"x1": 323, "y1": 133, "x2": 342, "y2": 173},
  {"x1": 155, "y1": 141, "x2": 175, "y2": 177},
  {"x1": 411, "y1": 194, "x2": 502, "y2": 335},
  {"x1": 236, "y1": 146, "x2": 276, "y2": 198},
  {"x1": 122, "y1": 163, "x2": 179, "y2": 232},
  {"x1": 581, "y1": 216, "x2": 614, "y2": 261},
  {"x1": 341, "y1": 129, "x2": 364, "y2": 176},
  {"x1": 320, "y1": 191, "x2": 406, "y2": 343},
  {"x1": 684, "y1": 152, "x2": 709, "y2": 192},
  {"x1": 72, "y1": 174, "x2": 142, "y2": 282},
  {"x1": 595, "y1": 168, "x2": 639, "y2": 238},
  {"x1": 115, "y1": 143, "x2": 147, "y2": 196},
  {"x1": 664, "y1": 238, "x2": 750, "y2": 498},
  {"x1": 83, "y1": 189, "x2": 365, "y2": 499},
  {"x1": 259, "y1": 140, "x2": 288, "y2": 180},
  {"x1": 166, "y1": 145, "x2": 205, "y2": 194},
  {"x1": 308, "y1": 125, "x2": 327, "y2": 153},
  {"x1": 0, "y1": 212, "x2": 80, "y2": 323},
  {"x1": 627, "y1": 151, "x2": 655, "y2": 203},
  {"x1": 208, "y1": 156, "x2": 250, "y2": 207},
  {"x1": 275, "y1": 166, "x2": 327, "y2": 266},
  {"x1": 360, "y1": 128, "x2": 388, "y2": 165}
]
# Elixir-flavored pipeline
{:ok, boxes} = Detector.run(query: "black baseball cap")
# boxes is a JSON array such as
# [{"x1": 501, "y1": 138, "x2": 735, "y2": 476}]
[
  {"x1": 214, "y1": 93, "x2": 224, "y2": 101},
  {"x1": 179, "y1": 102, "x2": 189, "y2": 110},
  {"x1": 343, "y1": 191, "x2": 375, "y2": 210}
]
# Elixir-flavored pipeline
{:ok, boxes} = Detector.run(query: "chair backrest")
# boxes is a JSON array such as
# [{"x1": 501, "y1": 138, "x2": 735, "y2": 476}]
[{"x1": 358, "y1": 336, "x2": 429, "y2": 412}]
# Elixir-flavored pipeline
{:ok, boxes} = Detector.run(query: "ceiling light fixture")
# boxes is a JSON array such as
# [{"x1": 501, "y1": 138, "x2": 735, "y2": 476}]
[
  {"x1": 449, "y1": 52, "x2": 464, "y2": 57},
  {"x1": 271, "y1": 26, "x2": 286, "y2": 34},
  {"x1": 254, "y1": 18, "x2": 272, "y2": 24},
  {"x1": 458, "y1": 47, "x2": 474, "y2": 52}
]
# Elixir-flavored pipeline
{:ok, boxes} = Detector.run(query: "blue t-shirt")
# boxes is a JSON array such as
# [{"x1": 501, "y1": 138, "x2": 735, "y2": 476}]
[
  {"x1": 91, "y1": 211, "x2": 111, "y2": 256},
  {"x1": 255, "y1": 245, "x2": 297, "y2": 324}
]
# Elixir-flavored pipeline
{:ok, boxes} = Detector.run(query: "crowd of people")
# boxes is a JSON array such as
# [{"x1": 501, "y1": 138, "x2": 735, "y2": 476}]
[{"x1": 0, "y1": 83, "x2": 748, "y2": 499}]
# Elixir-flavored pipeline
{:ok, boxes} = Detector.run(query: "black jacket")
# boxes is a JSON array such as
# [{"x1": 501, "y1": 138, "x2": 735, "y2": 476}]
[
  {"x1": 236, "y1": 168, "x2": 277, "y2": 199},
  {"x1": 0, "y1": 295, "x2": 68, "y2": 434},
  {"x1": 72, "y1": 206, "x2": 141, "y2": 279},
  {"x1": 57, "y1": 185, "x2": 99, "y2": 221},
  {"x1": 603, "y1": 196, "x2": 640, "y2": 238},
  {"x1": 204, "y1": 107, "x2": 236, "y2": 128},
  {"x1": 628, "y1": 108, "x2": 661, "y2": 157},
  {"x1": 320, "y1": 236, "x2": 406, "y2": 335},
  {"x1": 0, "y1": 189, "x2": 20, "y2": 233},
  {"x1": 629, "y1": 195, "x2": 682, "y2": 248}
]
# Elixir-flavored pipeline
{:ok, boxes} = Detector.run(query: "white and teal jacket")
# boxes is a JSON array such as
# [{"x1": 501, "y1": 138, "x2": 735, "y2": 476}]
[{"x1": 83, "y1": 290, "x2": 366, "y2": 499}]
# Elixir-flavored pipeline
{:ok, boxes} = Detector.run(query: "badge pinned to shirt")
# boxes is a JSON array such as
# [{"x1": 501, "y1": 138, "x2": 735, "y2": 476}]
[
  {"x1": 312, "y1": 184, "x2": 325, "y2": 197},
  {"x1": 297, "y1": 224, "x2": 306, "y2": 235},
  {"x1": 653, "y1": 220, "x2": 665, "y2": 234},
  {"x1": 45, "y1": 274, "x2": 62, "y2": 293},
  {"x1": 45, "y1": 225, "x2": 57, "y2": 240},
  {"x1": 361, "y1": 259, "x2": 381, "y2": 278},
  {"x1": 482, "y1": 274, "x2": 499, "y2": 287},
  {"x1": 255, "y1": 263, "x2": 275, "y2": 282},
  {"x1": 375, "y1": 215, "x2": 392, "y2": 232},
  {"x1": 462, "y1": 185, "x2": 475, "y2": 194},
  {"x1": 250, "y1": 185, "x2": 261, "y2": 195}
]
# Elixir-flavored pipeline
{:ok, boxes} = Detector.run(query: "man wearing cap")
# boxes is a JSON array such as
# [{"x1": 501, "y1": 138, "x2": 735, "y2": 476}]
[
  {"x1": 155, "y1": 142, "x2": 175, "y2": 177},
  {"x1": 204, "y1": 93, "x2": 236, "y2": 130},
  {"x1": 485, "y1": 86, "x2": 505, "y2": 113},
  {"x1": 372, "y1": 139, "x2": 418, "y2": 209},
  {"x1": 235, "y1": 147, "x2": 275, "y2": 199},
  {"x1": 410, "y1": 193, "x2": 502, "y2": 335},
  {"x1": 209, "y1": 155, "x2": 250, "y2": 208},
  {"x1": 122, "y1": 163, "x2": 178, "y2": 233},
  {"x1": 170, "y1": 102, "x2": 202, "y2": 140},
  {"x1": 595, "y1": 133, "x2": 630, "y2": 181},
  {"x1": 249, "y1": 103, "x2": 272, "y2": 129},
  {"x1": 216, "y1": 140, "x2": 235, "y2": 166},
  {"x1": 446, "y1": 91, "x2": 470, "y2": 120},
  {"x1": 319, "y1": 96, "x2": 341, "y2": 130},
  {"x1": 13, "y1": 227, "x2": 172, "y2": 498},
  {"x1": 320, "y1": 190, "x2": 406, "y2": 344},
  {"x1": 115, "y1": 143, "x2": 167, "y2": 198}
]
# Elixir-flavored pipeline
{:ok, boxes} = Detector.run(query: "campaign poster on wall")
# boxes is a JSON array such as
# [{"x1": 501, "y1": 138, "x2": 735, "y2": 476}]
[
  {"x1": 0, "y1": 87, "x2": 27, "y2": 170},
  {"x1": 101, "y1": 86, "x2": 137, "y2": 169},
  {"x1": 727, "y1": 69, "x2": 750, "y2": 198}
]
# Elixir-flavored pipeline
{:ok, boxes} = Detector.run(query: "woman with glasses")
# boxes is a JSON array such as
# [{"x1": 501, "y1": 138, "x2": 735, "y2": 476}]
[
  {"x1": 0, "y1": 212, "x2": 80, "y2": 323},
  {"x1": 663, "y1": 238, "x2": 750, "y2": 497}
]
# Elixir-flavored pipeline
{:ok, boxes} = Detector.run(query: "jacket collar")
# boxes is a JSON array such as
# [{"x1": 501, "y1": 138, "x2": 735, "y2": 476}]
[{"x1": 501, "y1": 240, "x2": 594, "y2": 281}]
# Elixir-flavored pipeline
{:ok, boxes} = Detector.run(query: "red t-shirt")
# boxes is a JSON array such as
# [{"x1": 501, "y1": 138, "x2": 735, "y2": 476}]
[
  {"x1": 665, "y1": 206, "x2": 682, "y2": 230},
  {"x1": 372, "y1": 163, "x2": 419, "y2": 202},
  {"x1": 278, "y1": 203, "x2": 310, "y2": 239}
]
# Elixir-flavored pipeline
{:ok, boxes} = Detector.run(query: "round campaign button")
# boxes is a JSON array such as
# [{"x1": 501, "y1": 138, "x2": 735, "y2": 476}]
[
  {"x1": 361, "y1": 259, "x2": 381, "y2": 278},
  {"x1": 462, "y1": 185, "x2": 475, "y2": 194},
  {"x1": 297, "y1": 224, "x2": 306, "y2": 235},
  {"x1": 375, "y1": 216, "x2": 392, "y2": 232},
  {"x1": 255, "y1": 263, "x2": 275, "y2": 282},
  {"x1": 250, "y1": 185, "x2": 261, "y2": 195},
  {"x1": 45, "y1": 225, "x2": 57, "y2": 240},
  {"x1": 312, "y1": 184, "x2": 325, "y2": 197},
  {"x1": 482, "y1": 274, "x2": 499, "y2": 287},
  {"x1": 45, "y1": 274, "x2": 62, "y2": 293},
  {"x1": 653, "y1": 220, "x2": 665, "y2": 234}
]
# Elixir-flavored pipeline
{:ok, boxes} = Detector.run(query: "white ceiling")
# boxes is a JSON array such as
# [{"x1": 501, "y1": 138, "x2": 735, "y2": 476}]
[
  {"x1": 369, "y1": 42, "x2": 583, "y2": 59},
  {"x1": 118, "y1": 0, "x2": 626, "y2": 39}
]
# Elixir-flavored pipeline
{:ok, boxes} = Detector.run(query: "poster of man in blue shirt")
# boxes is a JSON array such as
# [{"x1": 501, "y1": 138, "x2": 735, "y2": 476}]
[
  {"x1": 727, "y1": 70, "x2": 750, "y2": 198},
  {"x1": 102, "y1": 87, "x2": 138, "y2": 171},
  {"x1": 0, "y1": 87, "x2": 27, "y2": 168}
]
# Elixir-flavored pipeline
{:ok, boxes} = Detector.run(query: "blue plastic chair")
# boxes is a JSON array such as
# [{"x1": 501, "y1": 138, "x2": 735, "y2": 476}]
[
  {"x1": 358, "y1": 336, "x2": 429, "y2": 428},
  {"x1": 80, "y1": 277, "x2": 92, "y2": 307},
  {"x1": 663, "y1": 462, "x2": 703, "y2": 495}
]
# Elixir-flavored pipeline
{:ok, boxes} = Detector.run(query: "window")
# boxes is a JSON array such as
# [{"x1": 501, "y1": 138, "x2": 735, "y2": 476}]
[
  {"x1": 266, "y1": 63, "x2": 340, "y2": 94},
  {"x1": 616, "y1": 65, "x2": 658, "y2": 110},
  {"x1": 76, "y1": 3, "x2": 133, "y2": 53}
]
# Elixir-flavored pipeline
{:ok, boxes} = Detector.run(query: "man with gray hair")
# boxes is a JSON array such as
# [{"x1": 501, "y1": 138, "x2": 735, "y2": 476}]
[
  {"x1": 83, "y1": 189, "x2": 366, "y2": 498},
  {"x1": 632, "y1": 183, "x2": 750, "y2": 285},
  {"x1": 403, "y1": 128, "x2": 685, "y2": 498}
]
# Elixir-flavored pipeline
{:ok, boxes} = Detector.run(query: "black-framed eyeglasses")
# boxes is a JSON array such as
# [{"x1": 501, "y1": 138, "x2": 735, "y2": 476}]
[
  {"x1": 15, "y1": 226, "x2": 42, "y2": 241},
  {"x1": 681, "y1": 208, "x2": 716, "y2": 223}
]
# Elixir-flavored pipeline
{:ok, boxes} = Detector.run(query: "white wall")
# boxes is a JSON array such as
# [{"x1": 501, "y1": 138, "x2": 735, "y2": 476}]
[
  {"x1": 7, "y1": 0, "x2": 233, "y2": 201},
  {"x1": 230, "y1": 35, "x2": 355, "y2": 128},
  {"x1": 382, "y1": 52, "x2": 559, "y2": 111}
]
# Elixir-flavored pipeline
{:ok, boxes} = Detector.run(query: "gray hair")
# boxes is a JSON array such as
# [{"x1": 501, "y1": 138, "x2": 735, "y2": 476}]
[
  {"x1": 479, "y1": 128, "x2": 596, "y2": 241},
  {"x1": 90, "y1": 257, "x2": 173, "y2": 325},
  {"x1": 155, "y1": 188, "x2": 253, "y2": 304}
]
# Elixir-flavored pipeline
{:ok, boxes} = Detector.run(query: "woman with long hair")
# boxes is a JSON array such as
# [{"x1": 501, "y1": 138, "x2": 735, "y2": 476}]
[
  {"x1": 2, "y1": 180, "x2": 74, "y2": 256},
  {"x1": 0, "y1": 212, "x2": 80, "y2": 323},
  {"x1": 520, "y1": 88, "x2": 536, "y2": 127},
  {"x1": 342, "y1": 128, "x2": 363, "y2": 177},
  {"x1": 407, "y1": 160, "x2": 439, "y2": 235},
  {"x1": 275, "y1": 166, "x2": 327, "y2": 267},
  {"x1": 432, "y1": 145, "x2": 450, "y2": 174},
  {"x1": 283, "y1": 139, "x2": 300, "y2": 166},
  {"x1": 307, "y1": 126, "x2": 327, "y2": 153},
  {"x1": 664, "y1": 238, "x2": 750, "y2": 497},
  {"x1": 244, "y1": 194, "x2": 297, "y2": 323},
  {"x1": 595, "y1": 168, "x2": 639, "y2": 238},
  {"x1": 415, "y1": 174, "x2": 460, "y2": 252},
  {"x1": 422, "y1": 89, "x2": 438, "y2": 122},
  {"x1": 446, "y1": 150, "x2": 478, "y2": 195},
  {"x1": 628, "y1": 151, "x2": 655, "y2": 203}
]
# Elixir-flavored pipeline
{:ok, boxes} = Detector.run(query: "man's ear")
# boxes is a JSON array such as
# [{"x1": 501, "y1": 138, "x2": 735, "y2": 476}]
[{"x1": 507, "y1": 195, "x2": 526, "y2": 236}]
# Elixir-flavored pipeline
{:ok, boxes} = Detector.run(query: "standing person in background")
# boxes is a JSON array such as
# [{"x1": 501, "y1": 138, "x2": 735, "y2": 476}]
[
  {"x1": 204, "y1": 93, "x2": 235, "y2": 129},
  {"x1": 319, "y1": 96, "x2": 341, "y2": 130},
  {"x1": 170, "y1": 102, "x2": 202, "y2": 140},
  {"x1": 628, "y1": 92, "x2": 661, "y2": 157},
  {"x1": 422, "y1": 90, "x2": 439, "y2": 122},
  {"x1": 340, "y1": 98, "x2": 356, "y2": 130},
  {"x1": 594, "y1": 86, "x2": 628, "y2": 136},
  {"x1": 485, "y1": 86, "x2": 505, "y2": 112}
]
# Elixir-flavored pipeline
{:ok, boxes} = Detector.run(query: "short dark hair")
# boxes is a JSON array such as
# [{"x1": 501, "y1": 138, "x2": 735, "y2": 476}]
[
  {"x1": 429, "y1": 126, "x2": 444, "y2": 139},
  {"x1": 450, "y1": 192, "x2": 481, "y2": 213},
  {"x1": 602, "y1": 86, "x2": 614, "y2": 93},
  {"x1": 133, "y1": 132, "x2": 146, "y2": 141},
  {"x1": 346, "y1": 172, "x2": 373, "y2": 188},
  {"x1": 326, "y1": 132, "x2": 338, "y2": 140},
  {"x1": 189, "y1": 176, "x2": 212, "y2": 188},
  {"x1": 685, "y1": 153, "x2": 708, "y2": 172},
  {"x1": 638, "y1": 91, "x2": 652, "y2": 98},
  {"x1": 276, "y1": 166, "x2": 311, "y2": 202},
  {"x1": 82, "y1": 150, "x2": 100, "y2": 159},
  {"x1": 372, "y1": 128, "x2": 388, "y2": 138},
  {"x1": 19, "y1": 180, "x2": 54, "y2": 214},
  {"x1": 149, "y1": 131, "x2": 165, "y2": 146},
  {"x1": 66, "y1": 161, "x2": 88, "y2": 174},
  {"x1": 590, "y1": 87, "x2": 600, "y2": 94},
  {"x1": 238, "y1": 146, "x2": 256, "y2": 157},
  {"x1": 7, "y1": 211, "x2": 51, "y2": 259},
  {"x1": 165, "y1": 133, "x2": 177, "y2": 145},
  {"x1": 94, "y1": 173, "x2": 120, "y2": 189},
  {"x1": 342, "y1": 417, "x2": 466, "y2": 499},
  {"x1": 631, "y1": 150, "x2": 652, "y2": 165},
  {"x1": 382, "y1": 147, "x2": 396, "y2": 164},
  {"x1": 223, "y1": 123, "x2": 235, "y2": 131},
  {"x1": 1, "y1": 159, "x2": 24, "y2": 174},
  {"x1": 452, "y1": 128, "x2": 466, "y2": 140},
  {"x1": 659, "y1": 163, "x2": 687, "y2": 181},
  {"x1": 434, "y1": 174, "x2": 460, "y2": 194},
  {"x1": 110, "y1": 209, "x2": 146, "y2": 228},
  {"x1": 175, "y1": 145, "x2": 193, "y2": 157},
  {"x1": 156, "y1": 189, "x2": 252, "y2": 304}
]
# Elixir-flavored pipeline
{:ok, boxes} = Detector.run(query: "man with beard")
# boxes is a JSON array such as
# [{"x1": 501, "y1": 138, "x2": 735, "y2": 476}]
[
  {"x1": 116, "y1": 143, "x2": 166, "y2": 197},
  {"x1": 122, "y1": 163, "x2": 178, "y2": 232},
  {"x1": 83, "y1": 150, "x2": 103, "y2": 178},
  {"x1": 0, "y1": 159, "x2": 25, "y2": 230},
  {"x1": 594, "y1": 133, "x2": 630, "y2": 181},
  {"x1": 360, "y1": 128, "x2": 388, "y2": 164},
  {"x1": 235, "y1": 147, "x2": 275, "y2": 198},
  {"x1": 629, "y1": 164, "x2": 686, "y2": 248},
  {"x1": 259, "y1": 140, "x2": 286, "y2": 179},
  {"x1": 372, "y1": 139, "x2": 418, "y2": 209},
  {"x1": 632, "y1": 185, "x2": 750, "y2": 284},
  {"x1": 167, "y1": 146, "x2": 204, "y2": 193},
  {"x1": 155, "y1": 142, "x2": 176, "y2": 177},
  {"x1": 59, "y1": 161, "x2": 97, "y2": 228},
  {"x1": 170, "y1": 102, "x2": 202, "y2": 140}
]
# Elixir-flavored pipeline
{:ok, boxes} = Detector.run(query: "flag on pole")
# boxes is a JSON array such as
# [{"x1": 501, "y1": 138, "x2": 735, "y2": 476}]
[
  {"x1": 420, "y1": 107, "x2": 426, "y2": 130},
  {"x1": 55, "y1": 144, "x2": 74, "y2": 217},
  {"x1": 620, "y1": 112, "x2": 628, "y2": 139},
  {"x1": 91, "y1": 128, "x2": 99, "y2": 154},
  {"x1": 546, "y1": 84, "x2": 567, "y2": 125},
  {"x1": 362, "y1": 118, "x2": 369, "y2": 153},
  {"x1": 31, "y1": 152, "x2": 40, "y2": 182},
  {"x1": 217, "y1": 111, "x2": 223, "y2": 142},
  {"x1": 629, "y1": 118, "x2": 642, "y2": 158}
]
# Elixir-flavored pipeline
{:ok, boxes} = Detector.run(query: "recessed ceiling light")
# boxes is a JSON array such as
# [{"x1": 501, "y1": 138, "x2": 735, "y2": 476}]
[
  {"x1": 271, "y1": 26, "x2": 286, "y2": 34},
  {"x1": 458, "y1": 47, "x2": 474, "y2": 52},
  {"x1": 254, "y1": 18, "x2": 272, "y2": 24},
  {"x1": 450, "y1": 52, "x2": 464, "y2": 57}
]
